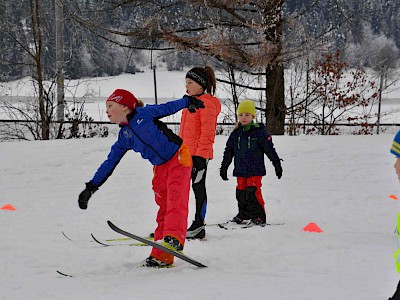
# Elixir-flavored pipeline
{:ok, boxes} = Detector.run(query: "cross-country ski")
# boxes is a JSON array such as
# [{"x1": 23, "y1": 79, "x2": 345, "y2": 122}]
[{"x1": 107, "y1": 221, "x2": 207, "y2": 268}]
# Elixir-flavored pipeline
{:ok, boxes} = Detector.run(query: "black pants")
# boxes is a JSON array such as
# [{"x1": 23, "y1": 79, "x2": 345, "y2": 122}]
[{"x1": 191, "y1": 157, "x2": 209, "y2": 223}]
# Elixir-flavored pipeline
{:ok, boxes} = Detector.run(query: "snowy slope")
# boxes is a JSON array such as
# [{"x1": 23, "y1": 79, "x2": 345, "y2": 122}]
[{"x1": 1, "y1": 133, "x2": 400, "y2": 299}]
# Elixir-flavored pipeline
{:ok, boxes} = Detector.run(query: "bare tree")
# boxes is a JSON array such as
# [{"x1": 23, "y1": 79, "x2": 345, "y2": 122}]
[
  {"x1": 29, "y1": 0, "x2": 50, "y2": 139},
  {"x1": 0, "y1": 79, "x2": 57, "y2": 140},
  {"x1": 66, "y1": 0, "x2": 364, "y2": 135},
  {"x1": 64, "y1": 0, "x2": 288, "y2": 133},
  {"x1": 287, "y1": 50, "x2": 381, "y2": 135},
  {"x1": 0, "y1": 0, "x2": 55, "y2": 140}
]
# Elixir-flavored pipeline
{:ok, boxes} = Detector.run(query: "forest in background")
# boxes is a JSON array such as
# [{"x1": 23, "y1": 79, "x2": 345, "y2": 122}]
[
  {"x1": 0, "y1": 0, "x2": 398, "y2": 80},
  {"x1": 0, "y1": 0, "x2": 399, "y2": 140}
]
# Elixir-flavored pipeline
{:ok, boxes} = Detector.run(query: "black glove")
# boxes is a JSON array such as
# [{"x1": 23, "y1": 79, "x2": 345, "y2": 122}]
[
  {"x1": 78, "y1": 182, "x2": 98, "y2": 210},
  {"x1": 185, "y1": 95, "x2": 205, "y2": 113},
  {"x1": 192, "y1": 156, "x2": 207, "y2": 173},
  {"x1": 220, "y1": 167, "x2": 228, "y2": 181},
  {"x1": 272, "y1": 160, "x2": 283, "y2": 179}
]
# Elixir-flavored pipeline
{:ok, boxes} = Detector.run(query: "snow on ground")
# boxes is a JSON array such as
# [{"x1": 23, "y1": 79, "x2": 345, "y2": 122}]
[
  {"x1": 1, "y1": 133, "x2": 400, "y2": 299},
  {"x1": 2, "y1": 68, "x2": 400, "y2": 299}
]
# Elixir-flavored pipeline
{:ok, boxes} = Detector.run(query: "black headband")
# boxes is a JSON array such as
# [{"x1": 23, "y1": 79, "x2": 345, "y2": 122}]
[{"x1": 186, "y1": 68, "x2": 207, "y2": 89}]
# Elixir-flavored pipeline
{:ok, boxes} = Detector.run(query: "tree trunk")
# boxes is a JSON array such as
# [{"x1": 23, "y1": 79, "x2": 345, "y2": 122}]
[
  {"x1": 55, "y1": 0, "x2": 65, "y2": 122},
  {"x1": 264, "y1": 0, "x2": 285, "y2": 135},
  {"x1": 30, "y1": 0, "x2": 49, "y2": 140},
  {"x1": 228, "y1": 64, "x2": 239, "y2": 123},
  {"x1": 265, "y1": 64, "x2": 285, "y2": 135}
]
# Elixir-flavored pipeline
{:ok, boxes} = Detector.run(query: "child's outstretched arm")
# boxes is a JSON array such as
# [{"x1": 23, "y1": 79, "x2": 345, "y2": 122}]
[
  {"x1": 144, "y1": 96, "x2": 204, "y2": 119},
  {"x1": 77, "y1": 138, "x2": 128, "y2": 210}
]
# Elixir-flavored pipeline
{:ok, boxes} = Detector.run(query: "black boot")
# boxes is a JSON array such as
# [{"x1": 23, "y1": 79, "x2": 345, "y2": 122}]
[
  {"x1": 186, "y1": 220, "x2": 205, "y2": 239},
  {"x1": 232, "y1": 189, "x2": 251, "y2": 224},
  {"x1": 246, "y1": 186, "x2": 266, "y2": 225}
]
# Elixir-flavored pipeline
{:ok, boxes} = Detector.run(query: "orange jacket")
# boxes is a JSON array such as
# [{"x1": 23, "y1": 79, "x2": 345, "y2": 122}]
[{"x1": 179, "y1": 94, "x2": 221, "y2": 159}]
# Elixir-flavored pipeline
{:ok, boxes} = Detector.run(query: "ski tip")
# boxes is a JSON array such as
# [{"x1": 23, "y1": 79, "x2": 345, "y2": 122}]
[
  {"x1": 57, "y1": 270, "x2": 73, "y2": 277},
  {"x1": 61, "y1": 231, "x2": 73, "y2": 241},
  {"x1": 107, "y1": 220, "x2": 114, "y2": 229},
  {"x1": 217, "y1": 224, "x2": 228, "y2": 230},
  {"x1": 90, "y1": 233, "x2": 110, "y2": 246}
]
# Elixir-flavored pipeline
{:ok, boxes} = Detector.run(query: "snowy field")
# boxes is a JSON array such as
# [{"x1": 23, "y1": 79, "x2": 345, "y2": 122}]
[
  {"x1": 1, "y1": 133, "x2": 400, "y2": 299},
  {"x1": 2, "y1": 68, "x2": 400, "y2": 299}
]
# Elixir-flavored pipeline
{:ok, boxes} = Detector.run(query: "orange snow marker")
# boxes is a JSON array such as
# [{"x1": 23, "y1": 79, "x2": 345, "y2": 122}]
[
  {"x1": 1, "y1": 204, "x2": 16, "y2": 211},
  {"x1": 389, "y1": 194, "x2": 399, "y2": 200},
  {"x1": 303, "y1": 222, "x2": 323, "y2": 233}
]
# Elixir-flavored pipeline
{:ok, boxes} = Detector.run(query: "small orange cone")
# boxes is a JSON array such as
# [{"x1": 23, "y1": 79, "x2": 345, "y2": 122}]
[
  {"x1": 303, "y1": 222, "x2": 323, "y2": 233},
  {"x1": 1, "y1": 204, "x2": 16, "y2": 211},
  {"x1": 389, "y1": 195, "x2": 398, "y2": 200}
]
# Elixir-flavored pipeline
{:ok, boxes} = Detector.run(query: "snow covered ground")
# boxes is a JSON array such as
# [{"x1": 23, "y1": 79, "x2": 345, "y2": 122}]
[
  {"x1": 1, "y1": 132, "x2": 400, "y2": 299},
  {"x1": 2, "y1": 68, "x2": 400, "y2": 299}
]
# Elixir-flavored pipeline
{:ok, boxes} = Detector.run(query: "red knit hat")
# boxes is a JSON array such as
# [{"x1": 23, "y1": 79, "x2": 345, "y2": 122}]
[{"x1": 106, "y1": 89, "x2": 138, "y2": 111}]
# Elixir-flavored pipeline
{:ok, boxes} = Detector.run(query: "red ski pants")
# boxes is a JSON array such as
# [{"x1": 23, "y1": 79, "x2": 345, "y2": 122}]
[
  {"x1": 150, "y1": 146, "x2": 192, "y2": 264},
  {"x1": 236, "y1": 176, "x2": 265, "y2": 208}
]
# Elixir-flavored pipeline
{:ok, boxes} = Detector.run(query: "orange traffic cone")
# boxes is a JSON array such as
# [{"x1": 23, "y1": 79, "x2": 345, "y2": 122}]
[
  {"x1": 303, "y1": 222, "x2": 323, "y2": 233},
  {"x1": 389, "y1": 195, "x2": 398, "y2": 200},
  {"x1": 1, "y1": 204, "x2": 16, "y2": 211}
]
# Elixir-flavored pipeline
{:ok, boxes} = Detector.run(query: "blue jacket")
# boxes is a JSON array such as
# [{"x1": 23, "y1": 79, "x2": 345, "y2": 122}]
[
  {"x1": 221, "y1": 123, "x2": 280, "y2": 177},
  {"x1": 90, "y1": 97, "x2": 190, "y2": 187}
]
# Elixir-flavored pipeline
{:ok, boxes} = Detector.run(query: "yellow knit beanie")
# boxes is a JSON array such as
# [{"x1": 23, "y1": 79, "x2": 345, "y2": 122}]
[{"x1": 237, "y1": 100, "x2": 256, "y2": 116}]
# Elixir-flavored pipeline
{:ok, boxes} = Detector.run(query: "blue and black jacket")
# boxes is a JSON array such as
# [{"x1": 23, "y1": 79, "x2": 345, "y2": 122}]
[
  {"x1": 221, "y1": 122, "x2": 280, "y2": 177},
  {"x1": 90, "y1": 97, "x2": 190, "y2": 187}
]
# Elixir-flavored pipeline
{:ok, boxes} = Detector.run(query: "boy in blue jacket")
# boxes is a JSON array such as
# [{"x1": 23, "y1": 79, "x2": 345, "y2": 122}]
[
  {"x1": 77, "y1": 89, "x2": 204, "y2": 268},
  {"x1": 389, "y1": 130, "x2": 400, "y2": 299},
  {"x1": 220, "y1": 100, "x2": 283, "y2": 225}
]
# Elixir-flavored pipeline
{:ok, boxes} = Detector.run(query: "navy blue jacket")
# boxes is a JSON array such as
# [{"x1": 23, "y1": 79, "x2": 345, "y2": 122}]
[
  {"x1": 90, "y1": 97, "x2": 190, "y2": 187},
  {"x1": 221, "y1": 123, "x2": 280, "y2": 177}
]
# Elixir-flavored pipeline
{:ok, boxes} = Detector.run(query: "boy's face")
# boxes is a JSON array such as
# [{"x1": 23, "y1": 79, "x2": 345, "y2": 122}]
[
  {"x1": 238, "y1": 112, "x2": 255, "y2": 126},
  {"x1": 106, "y1": 101, "x2": 129, "y2": 124},
  {"x1": 395, "y1": 158, "x2": 400, "y2": 181},
  {"x1": 185, "y1": 78, "x2": 204, "y2": 96}
]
